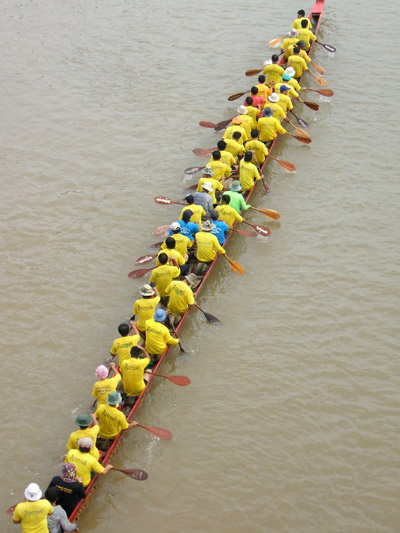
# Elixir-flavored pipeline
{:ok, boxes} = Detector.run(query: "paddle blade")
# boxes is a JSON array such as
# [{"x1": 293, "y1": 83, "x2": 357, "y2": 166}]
[
  {"x1": 294, "y1": 127, "x2": 310, "y2": 139},
  {"x1": 225, "y1": 255, "x2": 245, "y2": 275},
  {"x1": 154, "y1": 196, "x2": 175, "y2": 205},
  {"x1": 269, "y1": 35, "x2": 285, "y2": 48},
  {"x1": 202, "y1": 311, "x2": 222, "y2": 325},
  {"x1": 154, "y1": 225, "x2": 171, "y2": 236},
  {"x1": 214, "y1": 118, "x2": 232, "y2": 131},
  {"x1": 184, "y1": 166, "x2": 205, "y2": 175},
  {"x1": 245, "y1": 68, "x2": 262, "y2": 77},
  {"x1": 115, "y1": 468, "x2": 148, "y2": 481},
  {"x1": 270, "y1": 156, "x2": 297, "y2": 172},
  {"x1": 233, "y1": 228, "x2": 258, "y2": 237},
  {"x1": 193, "y1": 148, "x2": 214, "y2": 156},
  {"x1": 312, "y1": 62, "x2": 325, "y2": 75},
  {"x1": 296, "y1": 116, "x2": 309, "y2": 128},
  {"x1": 311, "y1": 72, "x2": 328, "y2": 87},
  {"x1": 199, "y1": 121, "x2": 217, "y2": 128},
  {"x1": 139, "y1": 424, "x2": 173, "y2": 440},
  {"x1": 317, "y1": 88, "x2": 334, "y2": 97},
  {"x1": 257, "y1": 208, "x2": 280, "y2": 220},
  {"x1": 248, "y1": 222, "x2": 271, "y2": 237},
  {"x1": 149, "y1": 241, "x2": 163, "y2": 249},
  {"x1": 318, "y1": 42, "x2": 336, "y2": 53},
  {"x1": 227, "y1": 91, "x2": 247, "y2": 102},
  {"x1": 303, "y1": 101, "x2": 319, "y2": 111},
  {"x1": 7, "y1": 504, "x2": 17, "y2": 515},
  {"x1": 128, "y1": 267, "x2": 154, "y2": 279},
  {"x1": 135, "y1": 254, "x2": 157, "y2": 265},
  {"x1": 261, "y1": 177, "x2": 270, "y2": 194},
  {"x1": 292, "y1": 134, "x2": 312, "y2": 144},
  {"x1": 166, "y1": 375, "x2": 191, "y2": 386}
]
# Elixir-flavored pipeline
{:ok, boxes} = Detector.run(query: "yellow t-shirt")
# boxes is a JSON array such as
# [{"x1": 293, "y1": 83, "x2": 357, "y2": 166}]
[
  {"x1": 276, "y1": 93, "x2": 293, "y2": 114},
  {"x1": 197, "y1": 177, "x2": 224, "y2": 203},
  {"x1": 230, "y1": 114, "x2": 253, "y2": 139},
  {"x1": 66, "y1": 425, "x2": 100, "y2": 460},
  {"x1": 239, "y1": 160, "x2": 261, "y2": 191},
  {"x1": 262, "y1": 63, "x2": 285, "y2": 84},
  {"x1": 224, "y1": 138, "x2": 245, "y2": 157},
  {"x1": 292, "y1": 17, "x2": 312, "y2": 30},
  {"x1": 286, "y1": 45, "x2": 311, "y2": 63},
  {"x1": 287, "y1": 78, "x2": 302, "y2": 92},
  {"x1": 219, "y1": 149, "x2": 236, "y2": 166},
  {"x1": 165, "y1": 280, "x2": 195, "y2": 315},
  {"x1": 161, "y1": 234, "x2": 192, "y2": 258},
  {"x1": 13, "y1": 500, "x2": 53, "y2": 533},
  {"x1": 94, "y1": 403, "x2": 129, "y2": 440},
  {"x1": 179, "y1": 204, "x2": 205, "y2": 225},
  {"x1": 275, "y1": 82, "x2": 299, "y2": 99},
  {"x1": 156, "y1": 248, "x2": 185, "y2": 267},
  {"x1": 266, "y1": 101, "x2": 286, "y2": 121},
  {"x1": 149, "y1": 264, "x2": 180, "y2": 297},
  {"x1": 287, "y1": 55, "x2": 308, "y2": 78},
  {"x1": 256, "y1": 83, "x2": 272, "y2": 104},
  {"x1": 223, "y1": 125, "x2": 247, "y2": 144},
  {"x1": 195, "y1": 231, "x2": 226, "y2": 261},
  {"x1": 92, "y1": 373, "x2": 121, "y2": 405},
  {"x1": 281, "y1": 37, "x2": 300, "y2": 58},
  {"x1": 65, "y1": 448, "x2": 104, "y2": 487},
  {"x1": 110, "y1": 334, "x2": 140, "y2": 367},
  {"x1": 144, "y1": 318, "x2": 179, "y2": 355},
  {"x1": 245, "y1": 140, "x2": 268, "y2": 166},
  {"x1": 214, "y1": 205, "x2": 243, "y2": 229},
  {"x1": 297, "y1": 28, "x2": 316, "y2": 50},
  {"x1": 205, "y1": 160, "x2": 232, "y2": 182},
  {"x1": 245, "y1": 105, "x2": 260, "y2": 126},
  {"x1": 257, "y1": 116, "x2": 287, "y2": 142},
  {"x1": 120, "y1": 357, "x2": 149, "y2": 396},
  {"x1": 132, "y1": 296, "x2": 161, "y2": 332}
]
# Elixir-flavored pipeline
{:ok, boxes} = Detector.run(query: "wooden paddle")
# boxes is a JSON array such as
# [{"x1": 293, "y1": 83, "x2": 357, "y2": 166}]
[
  {"x1": 224, "y1": 254, "x2": 245, "y2": 274},
  {"x1": 152, "y1": 372, "x2": 191, "y2": 386},
  {"x1": 199, "y1": 121, "x2": 217, "y2": 128},
  {"x1": 289, "y1": 109, "x2": 309, "y2": 128},
  {"x1": 249, "y1": 206, "x2": 280, "y2": 220},
  {"x1": 232, "y1": 228, "x2": 258, "y2": 237},
  {"x1": 227, "y1": 90, "x2": 249, "y2": 102},
  {"x1": 169, "y1": 317, "x2": 186, "y2": 353},
  {"x1": 242, "y1": 220, "x2": 271, "y2": 237},
  {"x1": 184, "y1": 165, "x2": 205, "y2": 175},
  {"x1": 315, "y1": 40, "x2": 336, "y2": 53},
  {"x1": 286, "y1": 132, "x2": 312, "y2": 144},
  {"x1": 149, "y1": 241, "x2": 163, "y2": 249},
  {"x1": 194, "y1": 304, "x2": 222, "y2": 325},
  {"x1": 285, "y1": 117, "x2": 310, "y2": 137},
  {"x1": 245, "y1": 68, "x2": 262, "y2": 77},
  {"x1": 112, "y1": 468, "x2": 148, "y2": 480},
  {"x1": 302, "y1": 87, "x2": 334, "y2": 97},
  {"x1": 301, "y1": 99, "x2": 320, "y2": 111},
  {"x1": 154, "y1": 196, "x2": 186, "y2": 206},
  {"x1": 128, "y1": 266, "x2": 156, "y2": 278},
  {"x1": 214, "y1": 118, "x2": 233, "y2": 131},
  {"x1": 310, "y1": 61, "x2": 325, "y2": 75},
  {"x1": 135, "y1": 253, "x2": 157, "y2": 265},
  {"x1": 193, "y1": 147, "x2": 215, "y2": 156},
  {"x1": 154, "y1": 225, "x2": 171, "y2": 236},
  {"x1": 308, "y1": 71, "x2": 328, "y2": 86},
  {"x1": 261, "y1": 177, "x2": 270, "y2": 194},
  {"x1": 269, "y1": 35, "x2": 286, "y2": 48},
  {"x1": 136, "y1": 423, "x2": 172, "y2": 440}
]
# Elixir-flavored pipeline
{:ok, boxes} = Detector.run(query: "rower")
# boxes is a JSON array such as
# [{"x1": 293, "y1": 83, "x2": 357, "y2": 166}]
[
  {"x1": 222, "y1": 180, "x2": 251, "y2": 215},
  {"x1": 215, "y1": 195, "x2": 244, "y2": 229},
  {"x1": 144, "y1": 308, "x2": 180, "y2": 364},
  {"x1": 92, "y1": 361, "x2": 121, "y2": 406},
  {"x1": 179, "y1": 196, "x2": 205, "y2": 225},
  {"x1": 65, "y1": 437, "x2": 114, "y2": 487},
  {"x1": 230, "y1": 105, "x2": 253, "y2": 140},
  {"x1": 223, "y1": 131, "x2": 245, "y2": 159},
  {"x1": 265, "y1": 92, "x2": 286, "y2": 122},
  {"x1": 257, "y1": 106, "x2": 287, "y2": 146},
  {"x1": 285, "y1": 39, "x2": 312, "y2": 71},
  {"x1": 244, "y1": 96, "x2": 261, "y2": 127},
  {"x1": 156, "y1": 237, "x2": 188, "y2": 276},
  {"x1": 262, "y1": 54, "x2": 285, "y2": 85},
  {"x1": 161, "y1": 224, "x2": 193, "y2": 260},
  {"x1": 193, "y1": 181, "x2": 217, "y2": 218},
  {"x1": 13, "y1": 483, "x2": 53, "y2": 531},
  {"x1": 175, "y1": 209, "x2": 199, "y2": 240},
  {"x1": 255, "y1": 74, "x2": 272, "y2": 104},
  {"x1": 165, "y1": 274, "x2": 197, "y2": 325},
  {"x1": 275, "y1": 85, "x2": 294, "y2": 115},
  {"x1": 66, "y1": 413, "x2": 101, "y2": 460},
  {"x1": 210, "y1": 211, "x2": 230, "y2": 244},
  {"x1": 223, "y1": 117, "x2": 248, "y2": 143},
  {"x1": 194, "y1": 220, "x2": 226, "y2": 275},
  {"x1": 47, "y1": 463, "x2": 86, "y2": 518},
  {"x1": 281, "y1": 29, "x2": 300, "y2": 60},
  {"x1": 120, "y1": 345, "x2": 152, "y2": 400},
  {"x1": 297, "y1": 18, "x2": 316, "y2": 50},
  {"x1": 247, "y1": 86, "x2": 265, "y2": 110},
  {"x1": 283, "y1": 67, "x2": 302, "y2": 94},
  {"x1": 149, "y1": 252, "x2": 180, "y2": 303},
  {"x1": 201, "y1": 159, "x2": 230, "y2": 189},
  {"x1": 132, "y1": 284, "x2": 161, "y2": 335},
  {"x1": 211, "y1": 140, "x2": 236, "y2": 168},
  {"x1": 196, "y1": 170, "x2": 224, "y2": 205},
  {"x1": 239, "y1": 150, "x2": 261, "y2": 192},
  {"x1": 245, "y1": 129, "x2": 269, "y2": 167},
  {"x1": 110, "y1": 322, "x2": 140, "y2": 368},
  {"x1": 275, "y1": 74, "x2": 300, "y2": 99},
  {"x1": 292, "y1": 8, "x2": 312, "y2": 30},
  {"x1": 287, "y1": 46, "x2": 309, "y2": 79},
  {"x1": 92, "y1": 393, "x2": 138, "y2": 448}
]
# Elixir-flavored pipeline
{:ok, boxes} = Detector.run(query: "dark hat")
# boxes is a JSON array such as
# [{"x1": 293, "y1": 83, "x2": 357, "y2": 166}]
[{"x1": 75, "y1": 414, "x2": 92, "y2": 427}]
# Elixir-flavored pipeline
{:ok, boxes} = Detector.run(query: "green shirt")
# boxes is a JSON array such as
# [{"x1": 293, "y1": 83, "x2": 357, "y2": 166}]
[{"x1": 224, "y1": 190, "x2": 251, "y2": 214}]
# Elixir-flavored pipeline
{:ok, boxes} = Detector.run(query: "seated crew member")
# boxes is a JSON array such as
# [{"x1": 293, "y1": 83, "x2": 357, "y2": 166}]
[
  {"x1": 223, "y1": 131, "x2": 245, "y2": 158},
  {"x1": 13, "y1": 483, "x2": 53, "y2": 531},
  {"x1": 65, "y1": 437, "x2": 113, "y2": 487},
  {"x1": 223, "y1": 117, "x2": 248, "y2": 144},
  {"x1": 157, "y1": 237, "x2": 188, "y2": 276},
  {"x1": 110, "y1": 322, "x2": 140, "y2": 368},
  {"x1": 205, "y1": 152, "x2": 232, "y2": 184},
  {"x1": 66, "y1": 413, "x2": 100, "y2": 461},
  {"x1": 174, "y1": 209, "x2": 199, "y2": 240},
  {"x1": 285, "y1": 40, "x2": 311, "y2": 74},
  {"x1": 144, "y1": 308, "x2": 180, "y2": 363},
  {"x1": 210, "y1": 211, "x2": 230, "y2": 245},
  {"x1": 244, "y1": 96, "x2": 261, "y2": 126},
  {"x1": 212, "y1": 140, "x2": 236, "y2": 167},
  {"x1": 149, "y1": 251, "x2": 180, "y2": 301},
  {"x1": 165, "y1": 275, "x2": 196, "y2": 325},
  {"x1": 297, "y1": 18, "x2": 316, "y2": 50},
  {"x1": 281, "y1": 29, "x2": 300, "y2": 60},
  {"x1": 179, "y1": 196, "x2": 205, "y2": 225},
  {"x1": 194, "y1": 220, "x2": 226, "y2": 275},
  {"x1": 257, "y1": 107, "x2": 287, "y2": 146},
  {"x1": 230, "y1": 105, "x2": 253, "y2": 140},
  {"x1": 132, "y1": 284, "x2": 160, "y2": 334},
  {"x1": 247, "y1": 86, "x2": 265, "y2": 110},
  {"x1": 245, "y1": 129, "x2": 269, "y2": 167},
  {"x1": 223, "y1": 180, "x2": 251, "y2": 214},
  {"x1": 274, "y1": 77, "x2": 300, "y2": 100},
  {"x1": 47, "y1": 463, "x2": 86, "y2": 518},
  {"x1": 92, "y1": 392, "x2": 138, "y2": 443},
  {"x1": 161, "y1": 224, "x2": 192, "y2": 258},
  {"x1": 193, "y1": 181, "x2": 217, "y2": 218},
  {"x1": 265, "y1": 92, "x2": 287, "y2": 121},
  {"x1": 45, "y1": 487, "x2": 78, "y2": 533},
  {"x1": 256, "y1": 74, "x2": 273, "y2": 105},
  {"x1": 120, "y1": 345, "x2": 152, "y2": 398},
  {"x1": 91, "y1": 361, "x2": 121, "y2": 406},
  {"x1": 292, "y1": 8, "x2": 312, "y2": 30},
  {"x1": 283, "y1": 67, "x2": 302, "y2": 93},
  {"x1": 287, "y1": 46, "x2": 309, "y2": 79},
  {"x1": 239, "y1": 150, "x2": 261, "y2": 191},
  {"x1": 262, "y1": 54, "x2": 285, "y2": 84},
  {"x1": 275, "y1": 85, "x2": 294, "y2": 115},
  {"x1": 216, "y1": 194, "x2": 244, "y2": 228},
  {"x1": 197, "y1": 166, "x2": 225, "y2": 198}
]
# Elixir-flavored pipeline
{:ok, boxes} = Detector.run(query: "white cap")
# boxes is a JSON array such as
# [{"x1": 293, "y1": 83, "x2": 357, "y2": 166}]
[
  {"x1": 285, "y1": 67, "x2": 296, "y2": 77},
  {"x1": 24, "y1": 483, "x2": 42, "y2": 502},
  {"x1": 262, "y1": 59, "x2": 272, "y2": 67},
  {"x1": 170, "y1": 222, "x2": 181, "y2": 231},
  {"x1": 289, "y1": 29, "x2": 298, "y2": 37},
  {"x1": 202, "y1": 181, "x2": 213, "y2": 192},
  {"x1": 268, "y1": 93, "x2": 280, "y2": 103},
  {"x1": 237, "y1": 105, "x2": 248, "y2": 115},
  {"x1": 78, "y1": 437, "x2": 93, "y2": 449}
]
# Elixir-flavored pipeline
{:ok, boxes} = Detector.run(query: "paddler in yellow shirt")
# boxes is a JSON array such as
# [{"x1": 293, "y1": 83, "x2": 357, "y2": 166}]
[
  {"x1": 245, "y1": 129, "x2": 269, "y2": 166},
  {"x1": 179, "y1": 196, "x2": 205, "y2": 225},
  {"x1": 195, "y1": 220, "x2": 226, "y2": 275},
  {"x1": 257, "y1": 107, "x2": 287, "y2": 145},
  {"x1": 223, "y1": 117, "x2": 248, "y2": 144},
  {"x1": 205, "y1": 152, "x2": 232, "y2": 183},
  {"x1": 209, "y1": 140, "x2": 236, "y2": 167},
  {"x1": 262, "y1": 54, "x2": 285, "y2": 84},
  {"x1": 13, "y1": 483, "x2": 53, "y2": 531},
  {"x1": 281, "y1": 29, "x2": 300, "y2": 60},
  {"x1": 120, "y1": 345, "x2": 152, "y2": 398},
  {"x1": 215, "y1": 195, "x2": 244, "y2": 228},
  {"x1": 156, "y1": 237, "x2": 188, "y2": 276},
  {"x1": 297, "y1": 18, "x2": 317, "y2": 50},
  {"x1": 149, "y1": 252, "x2": 180, "y2": 300},
  {"x1": 244, "y1": 96, "x2": 261, "y2": 127},
  {"x1": 92, "y1": 392, "x2": 138, "y2": 443},
  {"x1": 144, "y1": 308, "x2": 180, "y2": 362},
  {"x1": 224, "y1": 132, "x2": 245, "y2": 158},
  {"x1": 65, "y1": 437, "x2": 114, "y2": 487},
  {"x1": 275, "y1": 85, "x2": 294, "y2": 115},
  {"x1": 230, "y1": 105, "x2": 254, "y2": 140},
  {"x1": 265, "y1": 92, "x2": 287, "y2": 121},
  {"x1": 287, "y1": 46, "x2": 309, "y2": 79},
  {"x1": 292, "y1": 9, "x2": 312, "y2": 30},
  {"x1": 256, "y1": 74, "x2": 272, "y2": 105},
  {"x1": 285, "y1": 40, "x2": 311, "y2": 69},
  {"x1": 239, "y1": 151, "x2": 261, "y2": 191},
  {"x1": 66, "y1": 413, "x2": 101, "y2": 460},
  {"x1": 132, "y1": 284, "x2": 161, "y2": 333},
  {"x1": 165, "y1": 274, "x2": 197, "y2": 325},
  {"x1": 161, "y1": 224, "x2": 192, "y2": 258},
  {"x1": 92, "y1": 361, "x2": 121, "y2": 405},
  {"x1": 110, "y1": 322, "x2": 141, "y2": 368},
  {"x1": 283, "y1": 67, "x2": 302, "y2": 93}
]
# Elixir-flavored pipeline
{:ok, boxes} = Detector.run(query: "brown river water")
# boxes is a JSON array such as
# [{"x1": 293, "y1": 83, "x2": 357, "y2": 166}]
[{"x1": 1, "y1": 0, "x2": 399, "y2": 531}]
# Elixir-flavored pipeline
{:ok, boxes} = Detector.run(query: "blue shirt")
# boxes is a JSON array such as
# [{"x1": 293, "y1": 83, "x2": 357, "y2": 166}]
[
  {"x1": 169, "y1": 220, "x2": 199, "y2": 241},
  {"x1": 211, "y1": 220, "x2": 229, "y2": 245}
]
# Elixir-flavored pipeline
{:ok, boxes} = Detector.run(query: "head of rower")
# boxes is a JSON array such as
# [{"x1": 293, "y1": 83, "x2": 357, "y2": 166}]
[
  {"x1": 158, "y1": 252, "x2": 168, "y2": 266},
  {"x1": 250, "y1": 86, "x2": 259, "y2": 96},
  {"x1": 118, "y1": 323, "x2": 130, "y2": 337},
  {"x1": 165, "y1": 236, "x2": 177, "y2": 250},
  {"x1": 245, "y1": 96, "x2": 254, "y2": 107},
  {"x1": 211, "y1": 150, "x2": 221, "y2": 161},
  {"x1": 271, "y1": 54, "x2": 279, "y2": 64},
  {"x1": 182, "y1": 209, "x2": 194, "y2": 223},
  {"x1": 217, "y1": 140, "x2": 227, "y2": 151},
  {"x1": 258, "y1": 74, "x2": 266, "y2": 85},
  {"x1": 220, "y1": 194, "x2": 231, "y2": 206},
  {"x1": 297, "y1": 9, "x2": 305, "y2": 18}
]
